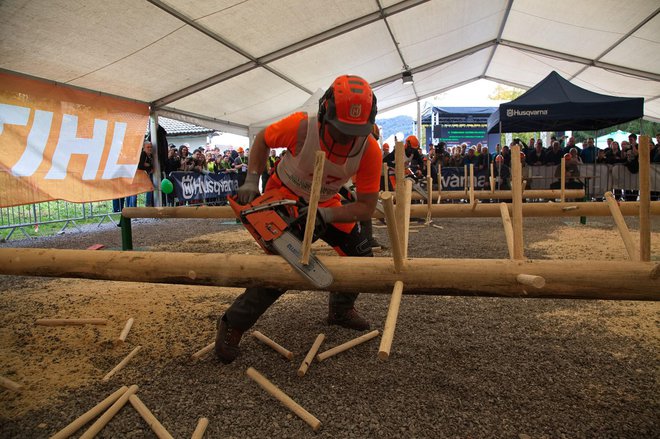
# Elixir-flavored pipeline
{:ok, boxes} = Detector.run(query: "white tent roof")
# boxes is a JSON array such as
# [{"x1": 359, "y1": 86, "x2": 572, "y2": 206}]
[{"x1": 2, "y1": 0, "x2": 658, "y2": 137}]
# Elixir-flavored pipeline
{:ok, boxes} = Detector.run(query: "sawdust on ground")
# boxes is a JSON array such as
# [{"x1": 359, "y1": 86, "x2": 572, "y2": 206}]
[{"x1": 1, "y1": 222, "x2": 658, "y2": 419}]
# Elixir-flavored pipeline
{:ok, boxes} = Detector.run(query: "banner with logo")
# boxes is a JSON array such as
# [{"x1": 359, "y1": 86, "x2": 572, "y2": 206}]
[
  {"x1": 168, "y1": 171, "x2": 238, "y2": 202},
  {"x1": 439, "y1": 167, "x2": 489, "y2": 191},
  {"x1": 0, "y1": 71, "x2": 151, "y2": 208}
]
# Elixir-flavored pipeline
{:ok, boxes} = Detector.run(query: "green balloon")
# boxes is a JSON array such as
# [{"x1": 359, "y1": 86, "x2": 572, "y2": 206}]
[{"x1": 161, "y1": 178, "x2": 174, "y2": 194}]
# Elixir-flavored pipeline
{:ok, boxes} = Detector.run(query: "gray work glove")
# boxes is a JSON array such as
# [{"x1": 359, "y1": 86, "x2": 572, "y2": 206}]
[{"x1": 237, "y1": 172, "x2": 260, "y2": 204}]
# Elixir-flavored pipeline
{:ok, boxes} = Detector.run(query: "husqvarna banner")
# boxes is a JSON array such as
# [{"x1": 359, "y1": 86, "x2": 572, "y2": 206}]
[
  {"x1": 0, "y1": 71, "x2": 151, "y2": 207},
  {"x1": 168, "y1": 171, "x2": 238, "y2": 202}
]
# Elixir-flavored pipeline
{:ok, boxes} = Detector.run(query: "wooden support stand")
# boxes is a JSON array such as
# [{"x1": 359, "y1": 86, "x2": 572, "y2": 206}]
[
  {"x1": 316, "y1": 330, "x2": 380, "y2": 362},
  {"x1": 510, "y1": 145, "x2": 524, "y2": 260},
  {"x1": 246, "y1": 367, "x2": 321, "y2": 431},
  {"x1": 297, "y1": 334, "x2": 325, "y2": 377},
  {"x1": 252, "y1": 331, "x2": 294, "y2": 360},
  {"x1": 499, "y1": 203, "x2": 515, "y2": 259},
  {"x1": 380, "y1": 192, "x2": 404, "y2": 273},
  {"x1": 605, "y1": 192, "x2": 640, "y2": 261},
  {"x1": 378, "y1": 281, "x2": 404, "y2": 360}
]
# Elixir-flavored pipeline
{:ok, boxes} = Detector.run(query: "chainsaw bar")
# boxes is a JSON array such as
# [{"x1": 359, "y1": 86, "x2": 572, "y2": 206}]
[{"x1": 271, "y1": 231, "x2": 333, "y2": 289}]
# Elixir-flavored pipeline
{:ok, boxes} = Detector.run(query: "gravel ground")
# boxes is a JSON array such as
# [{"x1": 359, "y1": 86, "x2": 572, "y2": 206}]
[{"x1": 0, "y1": 215, "x2": 658, "y2": 438}]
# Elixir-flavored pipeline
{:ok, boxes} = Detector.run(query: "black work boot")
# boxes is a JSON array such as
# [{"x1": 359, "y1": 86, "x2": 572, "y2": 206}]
[
  {"x1": 328, "y1": 307, "x2": 371, "y2": 331},
  {"x1": 215, "y1": 316, "x2": 244, "y2": 364}
]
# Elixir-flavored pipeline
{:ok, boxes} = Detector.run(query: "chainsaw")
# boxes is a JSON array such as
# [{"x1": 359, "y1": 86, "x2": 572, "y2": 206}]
[{"x1": 228, "y1": 192, "x2": 333, "y2": 289}]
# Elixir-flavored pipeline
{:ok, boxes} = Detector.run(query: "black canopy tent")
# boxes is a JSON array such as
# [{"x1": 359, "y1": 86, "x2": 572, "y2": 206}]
[{"x1": 487, "y1": 71, "x2": 644, "y2": 134}]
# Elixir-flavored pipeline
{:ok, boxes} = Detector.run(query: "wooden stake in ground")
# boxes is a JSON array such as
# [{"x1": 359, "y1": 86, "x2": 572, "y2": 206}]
[
  {"x1": 36, "y1": 318, "x2": 107, "y2": 326},
  {"x1": 605, "y1": 191, "x2": 640, "y2": 261},
  {"x1": 191, "y1": 341, "x2": 215, "y2": 361},
  {"x1": 116, "y1": 317, "x2": 134, "y2": 345},
  {"x1": 382, "y1": 162, "x2": 389, "y2": 192},
  {"x1": 297, "y1": 334, "x2": 325, "y2": 377},
  {"x1": 316, "y1": 330, "x2": 380, "y2": 362},
  {"x1": 378, "y1": 281, "x2": 404, "y2": 360},
  {"x1": 0, "y1": 376, "x2": 22, "y2": 393},
  {"x1": 300, "y1": 151, "x2": 325, "y2": 265},
  {"x1": 129, "y1": 394, "x2": 174, "y2": 439},
  {"x1": 560, "y1": 156, "x2": 566, "y2": 203},
  {"x1": 380, "y1": 192, "x2": 404, "y2": 273},
  {"x1": 403, "y1": 179, "x2": 413, "y2": 258},
  {"x1": 79, "y1": 385, "x2": 138, "y2": 439},
  {"x1": 191, "y1": 417, "x2": 209, "y2": 439},
  {"x1": 102, "y1": 346, "x2": 142, "y2": 382},
  {"x1": 246, "y1": 367, "x2": 321, "y2": 431},
  {"x1": 50, "y1": 386, "x2": 129, "y2": 439},
  {"x1": 510, "y1": 145, "x2": 524, "y2": 260},
  {"x1": 252, "y1": 331, "x2": 293, "y2": 360},
  {"x1": 638, "y1": 135, "x2": 651, "y2": 261},
  {"x1": 499, "y1": 203, "x2": 515, "y2": 259}
]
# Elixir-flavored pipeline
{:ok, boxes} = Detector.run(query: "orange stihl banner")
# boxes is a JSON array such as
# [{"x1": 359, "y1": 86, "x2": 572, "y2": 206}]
[{"x1": 0, "y1": 71, "x2": 152, "y2": 207}]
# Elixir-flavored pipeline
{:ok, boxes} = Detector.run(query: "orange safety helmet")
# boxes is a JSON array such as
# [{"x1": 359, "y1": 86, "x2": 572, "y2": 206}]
[
  {"x1": 382, "y1": 142, "x2": 390, "y2": 152},
  {"x1": 318, "y1": 75, "x2": 377, "y2": 136},
  {"x1": 405, "y1": 135, "x2": 420, "y2": 149},
  {"x1": 237, "y1": 147, "x2": 244, "y2": 153}
]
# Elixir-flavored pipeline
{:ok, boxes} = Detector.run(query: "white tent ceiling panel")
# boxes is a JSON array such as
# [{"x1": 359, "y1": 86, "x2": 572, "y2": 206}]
[
  {"x1": 268, "y1": 22, "x2": 400, "y2": 88},
  {"x1": 486, "y1": 45, "x2": 584, "y2": 87},
  {"x1": 503, "y1": 0, "x2": 658, "y2": 59},
  {"x1": 389, "y1": 0, "x2": 504, "y2": 69},
  {"x1": 372, "y1": 81, "x2": 418, "y2": 114},
  {"x1": 0, "y1": 0, "x2": 181, "y2": 84},
  {"x1": 600, "y1": 14, "x2": 660, "y2": 74},
  {"x1": 411, "y1": 48, "x2": 492, "y2": 98},
  {"x1": 71, "y1": 26, "x2": 250, "y2": 102},
  {"x1": 175, "y1": 0, "x2": 379, "y2": 58},
  {"x1": 168, "y1": 67, "x2": 310, "y2": 126}
]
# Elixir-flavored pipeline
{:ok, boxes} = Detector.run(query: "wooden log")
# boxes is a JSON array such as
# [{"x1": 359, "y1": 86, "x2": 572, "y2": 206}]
[
  {"x1": 410, "y1": 188, "x2": 586, "y2": 201},
  {"x1": 1, "y1": 249, "x2": 659, "y2": 300},
  {"x1": 639, "y1": 135, "x2": 651, "y2": 261},
  {"x1": 246, "y1": 367, "x2": 321, "y2": 431},
  {"x1": 0, "y1": 376, "x2": 22, "y2": 393},
  {"x1": 79, "y1": 384, "x2": 138, "y2": 439},
  {"x1": 516, "y1": 274, "x2": 546, "y2": 289},
  {"x1": 316, "y1": 330, "x2": 380, "y2": 362},
  {"x1": 191, "y1": 342, "x2": 215, "y2": 360},
  {"x1": 297, "y1": 334, "x2": 325, "y2": 377},
  {"x1": 102, "y1": 346, "x2": 142, "y2": 382},
  {"x1": 510, "y1": 145, "x2": 524, "y2": 260},
  {"x1": 300, "y1": 151, "x2": 325, "y2": 265},
  {"x1": 116, "y1": 317, "x2": 134, "y2": 344},
  {"x1": 252, "y1": 331, "x2": 293, "y2": 360},
  {"x1": 426, "y1": 176, "x2": 433, "y2": 224},
  {"x1": 499, "y1": 203, "x2": 515, "y2": 260},
  {"x1": 191, "y1": 417, "x2": 209, "y2": 439},
  {"x1": 408, "y1": 201, "x2": 660, "y2": 218},
  {"x1": 380, "y1": 192, "x2": 404, "y2": 273},
  {"x1": 51, "y1": 386, "x2": 129, "y2": 439},
  {"x1": 490, "y1": 162, "x2": 495, "y2": 194},
  {"x1": 378, "y1": 281, "x2": 404, "y2": 360},
  {"x1": 128, "y1": 394, "x2": 174, "y2": 439},
  {"x1": 605, "y1": 192, "x2": 640, "y2": 261},
  {"x1": 36, "y1": 318, "x2": 107, "y2": 326}
]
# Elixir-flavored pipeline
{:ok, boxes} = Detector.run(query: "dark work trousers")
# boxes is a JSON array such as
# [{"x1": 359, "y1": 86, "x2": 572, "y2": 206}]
[{"x1": 223, "y1": 221, "x2": 373, "y2": 331}]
